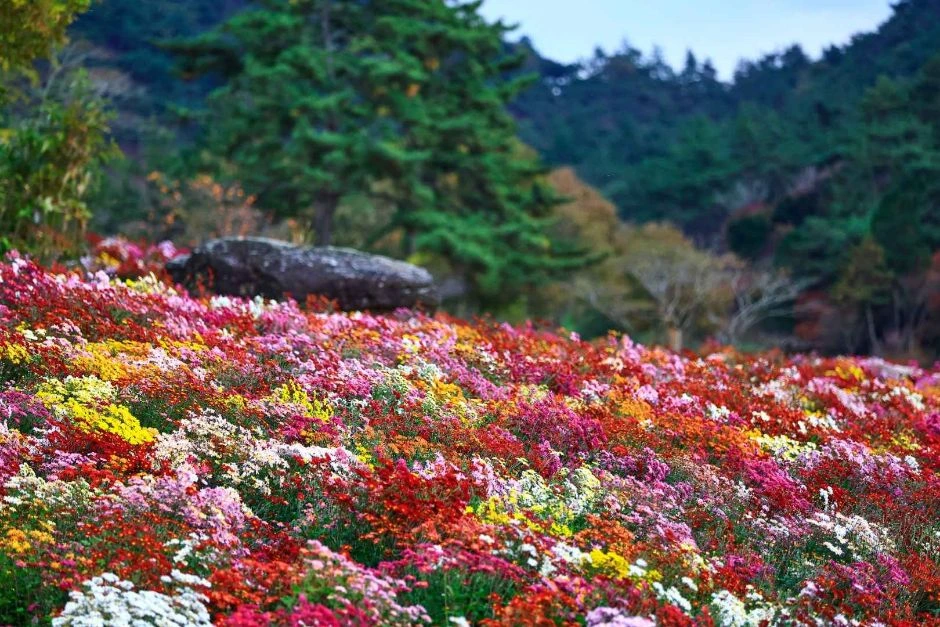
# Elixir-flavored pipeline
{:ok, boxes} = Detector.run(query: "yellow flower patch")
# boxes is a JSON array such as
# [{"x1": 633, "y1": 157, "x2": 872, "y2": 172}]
[
  {"x1": 0, "y1": 528, "x2": 54, "y2": 554},
  {"x1": 1, "y1": 342, "x2": 29, "y2": 365},
  {"x1": 270, "y1": 380, "x2": 333, "y2": 421},
  {"x1": 63, "y1": 399, "x2": 156, "y2": 445},
  {"x1": 36, "y1": 376, "x2": 156, "y2": 445}
]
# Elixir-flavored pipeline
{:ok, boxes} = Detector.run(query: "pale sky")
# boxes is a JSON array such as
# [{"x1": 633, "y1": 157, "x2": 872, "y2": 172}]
[{"x1": 479, "y1": 0, "x2": 894, "y2": 80}]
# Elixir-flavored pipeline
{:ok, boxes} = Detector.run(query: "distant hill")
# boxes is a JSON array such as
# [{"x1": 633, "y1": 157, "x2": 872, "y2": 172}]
[
  {"x1": 512, "y1": 0, "x2": 940, "y2": 232},
  {"x1": 70, "y1": 0, "x2": 940, "y2": 230}
]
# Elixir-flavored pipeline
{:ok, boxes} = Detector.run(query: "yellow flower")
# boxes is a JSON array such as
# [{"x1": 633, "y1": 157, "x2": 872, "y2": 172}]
[
  {"x1": 586, "y1": 548, "x2": 632, "y2": 579},
  {"x1": 66, "y1": 400, "x2": 156, "y2": 444},
  {"x1": 1, "y1": 529, "x2": 31, "y2": 554},
  {"x1": 36, "y1": 376, "x2": 155, "y2": 444},
  {"x1": 749, "y1": 430, "x2": 817, "y2": 461},
  {"x1": 1, "y1": 343, "x2": 29, "y2": 364},
  {"x1": 123, "y1": 274, "x2": 177, "y2": 296},
  {"x1": 270, "y1": 381, "x2": 333, "y2": 422},
  {"x1": 881, "y1": 430, "x2": 922, "y2": 453},
  {"x1": 354, "y1": 443, "x2": 375, "y2": 468}
]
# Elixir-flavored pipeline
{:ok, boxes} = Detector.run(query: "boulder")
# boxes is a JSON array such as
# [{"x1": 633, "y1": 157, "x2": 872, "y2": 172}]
[{"x1": 166, "y1": 237, "x2": 439, "y2": 311}]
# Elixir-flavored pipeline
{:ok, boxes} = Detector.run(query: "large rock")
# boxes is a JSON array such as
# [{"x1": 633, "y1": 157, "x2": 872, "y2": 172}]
[{"x1": 166, "y1": 237, "x2": 439, "y2": 311}]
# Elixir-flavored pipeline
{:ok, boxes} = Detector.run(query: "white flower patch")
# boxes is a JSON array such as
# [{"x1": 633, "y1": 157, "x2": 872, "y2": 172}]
[
  {"x1": 153, "y1": 411, "x2": 361, "y2": 496},
  {"x1": 651, "y1": 582, "x2": 691, "y2": 612},
  {"x1": 2, "y1": 465, "x2": 93, "y2": 515},
  {"x1": 706, "y1": 403, "x2": 732, "y2": 423},
  {"x1": 710, "y1": 589, "x2": 776, "y2": 627},
  {"x1": 875, "y1": 386, "x2": 927, "y2": 412},
  {"x1": 563, "y1": 466, "x2": 602, "y2": 515},
  {"x1": 806, "y1": 512, "x2": 896, "y2": 558},
  {"x1": 805, "y1": 410, "x2": 842, "y2": 433},
  {"x1": 52, "y1": 572, "x2": 211, "y2": 626},
  {"x1": 628, "y1": 557, "x2": 649, "y2": 579}
]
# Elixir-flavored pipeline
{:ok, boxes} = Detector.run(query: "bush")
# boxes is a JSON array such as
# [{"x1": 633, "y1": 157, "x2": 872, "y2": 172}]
[{"x1": 0, "y1": 70, "x2": 114, "y2": 260}]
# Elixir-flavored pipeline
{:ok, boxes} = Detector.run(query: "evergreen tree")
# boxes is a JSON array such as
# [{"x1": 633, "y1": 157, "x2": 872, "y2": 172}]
[
  {"x1": 172, "y1": 0, "x2": 425, "y2": 245},
  {"x1": 176, "y1": 0, "x2": 583, "y2": 302},
  {"x1": 366, "y1": 0, "x2": 584, "y2": 302},
  {"x1": 623, "y1": 115, "x2": 733, "y2": 232}
]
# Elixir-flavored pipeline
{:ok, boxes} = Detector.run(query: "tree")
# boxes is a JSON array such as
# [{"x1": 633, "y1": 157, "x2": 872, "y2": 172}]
[
  {"x1": 831, "y1": 237, "x2": 893, "y2": 353},
  {"x1": 622, "y1": 116, "x2": 733, "y2": 234},
  {"x1": 721, "y1": 265, "x2": 810, "y2": 346},
  {"x1": 176, "y1": 0, "x2": 585, "y2": 303},
  {"x1": 0, "y1": 0, "x2": 90, "y2": 81},
  {"x1": 373, "y1": 1, "x2": 588, "y2": 302},
  {"x1": 584, "y1": 223, "x2": 732, "y2": 351},
  {"x1": 726, "y1": 213, "x2": 772, "y2": 260},
  {"x1": 172, "y1": 0, "x2": 422, "y2": 246},
  {"x1": 0, "y1": 68, "x2": 114, "y2": 257},
  {"x1": 0, "y1": 1, "x2": 114, "y2": 259}
]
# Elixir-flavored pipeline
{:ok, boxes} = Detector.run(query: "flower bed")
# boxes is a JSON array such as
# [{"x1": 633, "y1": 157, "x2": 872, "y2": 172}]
[{"x1": 0, "y1": 255, "x2": 937, "y2": 625}]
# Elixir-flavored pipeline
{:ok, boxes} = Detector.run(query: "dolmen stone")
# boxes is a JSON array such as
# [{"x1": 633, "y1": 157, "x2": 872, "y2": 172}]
[{"x1": 166, "y1": 237, "x2": 439, "y2": 311}]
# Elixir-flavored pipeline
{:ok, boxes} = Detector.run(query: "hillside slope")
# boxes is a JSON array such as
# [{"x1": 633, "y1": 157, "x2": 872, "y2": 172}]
[
  {"x1": 515, "y1": 0, "x2": 940, "y2": 222},
  {"x1": 0, "y1": 253, "x2": 937, "y2": 624},
  {"x1": 69, "y1": 0, "x2": 940, "y2": 238}
]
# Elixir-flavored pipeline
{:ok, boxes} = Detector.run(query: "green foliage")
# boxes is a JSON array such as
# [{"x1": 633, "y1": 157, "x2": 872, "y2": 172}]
[
  {"x1": 0, "y1": 0, "x2": 116, "y2": 260},
  {"x1": 70, "y1": 0, "x2": 247, "y2": 112},
  {"x1": 172, "y1": 0, "x2": 407, "y2": 245},
  {"x1": 0, "y1": 551, "x2": 67, "y2": 626},
  {"x1": 871, "y1": 178, "x2": 936, "y2": 275},
  {"x1": 832, "y1": 238, "x2": 892, "y2": 309},
  {"x1": 727, "y1": 214, "x2": 772, "y2": 260},
  {"x1": 619, "y1": 115, "x2": 734, "y2": 230},
  {"x1": 399, "y1": 567, "x2": 518, "y2": 624},
  {"x1": 172, "y1": 0, "x2": 585, "y2": 303},
  {"x1": 0, "y1": 69, "x2": 115, "y2": 259},
  {"x1": 775, "y1": 215, "x2": 867, "y2": 282},
  {"x1": 0, "y1": 0, "x2": 90, "y2": 78}
]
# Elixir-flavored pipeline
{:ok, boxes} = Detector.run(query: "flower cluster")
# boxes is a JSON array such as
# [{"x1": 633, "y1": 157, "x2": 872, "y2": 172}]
[
  {"x1": 0, "y1": 256, "x2": 938, "y2": 625},
  {"x1": 83, "y1": 236, "x2": 184, "y2": 279}
]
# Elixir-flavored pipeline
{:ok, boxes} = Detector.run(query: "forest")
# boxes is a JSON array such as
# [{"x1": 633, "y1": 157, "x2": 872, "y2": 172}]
[{"x1": 2, "y1": 0, "x2": 939, "y2": 359}]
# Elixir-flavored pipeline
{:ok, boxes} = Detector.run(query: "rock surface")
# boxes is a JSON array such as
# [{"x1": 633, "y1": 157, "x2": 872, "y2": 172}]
[{"x1": 166, "y1": 237, "x2": 439, "y2": 311}]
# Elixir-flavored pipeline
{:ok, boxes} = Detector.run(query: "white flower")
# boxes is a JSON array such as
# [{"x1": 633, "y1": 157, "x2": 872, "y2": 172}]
[
  {"x1": 710, "y1": 589, "x2": 776, "y2": 627},
  {"x1": 52, "y1": 573, "x2": 211, "y2": 626},
  {"x1": 652, "y1": 583, "x2": 691, "y2": 612}
]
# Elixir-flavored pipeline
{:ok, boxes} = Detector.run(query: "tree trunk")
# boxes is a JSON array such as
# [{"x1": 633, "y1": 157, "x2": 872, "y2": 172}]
[
  {"x1": 667, "y1": 326, "x2": 683, "y2": 352},
  {"x1": 313, "y1": 195, "x2": 338, "y2": 246},
  {"x1": 865, "y1": 305, "x2": 881, "y2": 356},
  {"x1": 401, "y1": 228, "x2": 416, "y2": 258}
]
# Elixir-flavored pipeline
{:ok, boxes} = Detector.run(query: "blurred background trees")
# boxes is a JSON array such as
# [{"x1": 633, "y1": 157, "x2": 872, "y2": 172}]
[
  {"x1": 0, "y1": 0, "x2": 114, "y2": 259},
  {"x1": 167, "y1": 0, "x2": 587, "y2": 308},
  {"x1": 2, "y1": 0, "x2": 939, "y2": 358}
]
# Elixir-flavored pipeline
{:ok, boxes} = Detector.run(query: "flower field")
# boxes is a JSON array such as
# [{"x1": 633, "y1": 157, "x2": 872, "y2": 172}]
[{"x1": 0, "y1": 250, "x2": 938, "y2": 626}]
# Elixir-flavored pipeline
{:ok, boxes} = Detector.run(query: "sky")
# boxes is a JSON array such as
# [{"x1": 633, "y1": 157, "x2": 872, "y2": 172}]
[{"x1": 478, "y1": 0, "x2": 894, "y2": 80}]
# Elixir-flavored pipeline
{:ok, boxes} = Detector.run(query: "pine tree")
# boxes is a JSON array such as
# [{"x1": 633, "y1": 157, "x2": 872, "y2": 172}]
[
  {"x1": 175, "y1": 0, "x2": 585, "y2": 303},
  {"x1": 363, "y1": 0, "x2": 586, "y2": 303},
  {"x1": 172, "y1": 0, "x2": 425, "y2": 245}
]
